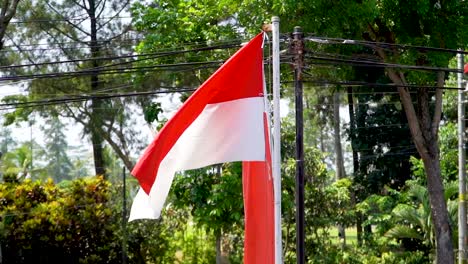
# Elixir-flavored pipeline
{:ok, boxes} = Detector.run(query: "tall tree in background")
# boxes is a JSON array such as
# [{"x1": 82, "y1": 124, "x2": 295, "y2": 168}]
[
  {"x1": 333, "y1": 90, "x2": 346, "y2": 246},
  {"x1": 4, "y1": 0, "x2": 141, "y2": 176},
  {"x1": 42, "y1": 115, "x2": 73, "y2": 182},
  {"x1": 0, "y1": 0, "x2": 20, "y2": 49},
  {"x1": 363, "y1": 2, "x2": 466, "y2": 262},
  {"x1": 0, "y1": 126, "x2": 16, "y2": 155}
]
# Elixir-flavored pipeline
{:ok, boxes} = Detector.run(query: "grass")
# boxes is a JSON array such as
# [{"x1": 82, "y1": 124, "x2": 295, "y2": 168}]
[{"x1": 328, "y1": 227, "x2": 358, "y2": 245}]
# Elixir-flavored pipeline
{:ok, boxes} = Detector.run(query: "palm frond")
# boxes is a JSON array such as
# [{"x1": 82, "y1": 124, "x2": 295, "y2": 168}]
[{"x1": 385, "y1": 225, "x2": 424, "y2": 241}]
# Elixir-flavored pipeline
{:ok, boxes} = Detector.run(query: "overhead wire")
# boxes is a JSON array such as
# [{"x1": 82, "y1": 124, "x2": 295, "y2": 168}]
[
  {"x1": 9, "y1": 16, "x2": 133, "y2": 24},
  {"x1": 0, "y1": 32, "x2": 461, "y2": 88},
  {"x1": 0, "y1": 87, "x2": 197, "y2": 111},
  {"x1": 0, "y1": 42, "x2": 242, "y2": 71},
  {"x1": 304, "y1": 35, "x2": 468, "y2": 55},
  {"x1": 281, "y1": 79, "x2": 462, "y2": 90},
  {"x1": 0, "y1": 32, "x2": 462, "y2": 125},
  {"x1": 303, "y1": 54, "x2": 462, "y2": 74},
  {"x1": 0, "y1": 61, "x2": 223, "y2": 82}
]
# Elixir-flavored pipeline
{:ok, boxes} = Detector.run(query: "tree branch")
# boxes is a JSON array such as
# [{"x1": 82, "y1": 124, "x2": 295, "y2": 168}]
[
  {"x1": 96, "y1": 0, "x2": 107, "y2": 19},
  {"x1": 1, "y1": 0, "x2": 9, "y2": 18},
  {"x1": 5, "y1": 33, "x2": 37, "y2": 66},
  {"x1": 389, "y1": 68, "x2": 429, "y2": 157},
  {"x1": 374, "y1": 45, "x2": 429, "y2": 157},
  {"x1": 39, "y1": 29, "x2": 83, "y2": 67},
  {"x1": 64, "y1": 104, "x2": 88, "y2": 128},
  {"x1": 80, "y1": 0, "x2": 90, "y2": 11},
  {"x1": 432, "y1": 71, "x2": 444, "y2": 137},
  {"x1": 99, "y1": 125, "x2": 134, "y2": 171},
  {"x1": 5, "y1": 0, "x2": 20, "y2": 21},
  {"x1": 46, "y1": 2, "x2": 91, "y2": 37},
  {"x1": 97, "y1": 0, "x2": 130, "y2": 29}
]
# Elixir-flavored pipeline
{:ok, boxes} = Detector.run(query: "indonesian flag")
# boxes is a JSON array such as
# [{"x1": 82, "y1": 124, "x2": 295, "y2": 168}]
[{"x1": 129, "y1": 32, "x2": 275, "y2": 263}]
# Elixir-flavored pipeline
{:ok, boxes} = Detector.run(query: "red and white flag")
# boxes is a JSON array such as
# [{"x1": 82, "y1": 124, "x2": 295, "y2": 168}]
[{"x1": 129, "y1": 32, "x2": 275, "y2": 263}]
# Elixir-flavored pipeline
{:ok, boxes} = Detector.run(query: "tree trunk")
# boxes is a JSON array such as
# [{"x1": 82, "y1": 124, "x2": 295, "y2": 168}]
[
  {"x1": 423, "y1": 151, "x2": 454, "y2": 263},
  {"x1": 385, "y1": 67, "x2": 454, "y2": 264},
  {"x1": 215, "y1": 230, "x2": 222, "y2": 264},
  {"x1": 333, "y1": 91, "x2": 346, "y2": 248},
  {"x1": 0, "y1": 0, "x2": 21, "y2": 49},
  {"x1": 88, "y1": 0, "x2": 106, "y2": 176},
  {"x1": 90, "y1": 100, "x2": 106, "y2": 176},
  {"x1": 347, "y1": 87, "x2": 362, "y2": 246},
  {"x1": 99, "y1": 126, "x2": 134, "y2": 172}
]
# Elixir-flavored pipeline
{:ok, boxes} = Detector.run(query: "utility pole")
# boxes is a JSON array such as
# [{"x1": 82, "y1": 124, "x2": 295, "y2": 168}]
[
  {"x1": 122, "y1": 166, "x2": 127, "y2": 264},
  {"x1": 293, "y1": 26, "x2": 305, "y2": 264},
  {"x1": 458, "y1": 51, "x2": 467, "y2": 264}
]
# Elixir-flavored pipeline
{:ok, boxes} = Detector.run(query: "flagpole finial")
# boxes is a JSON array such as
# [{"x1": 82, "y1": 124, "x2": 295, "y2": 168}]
[{"x1": 262, "y1": 24, "x2": 273, "y2": 32}]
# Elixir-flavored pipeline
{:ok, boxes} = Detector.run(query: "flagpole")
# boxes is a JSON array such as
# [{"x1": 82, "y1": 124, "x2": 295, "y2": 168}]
[{"x1": 272, "y1": 16, "x2": 283, "y2": 264}]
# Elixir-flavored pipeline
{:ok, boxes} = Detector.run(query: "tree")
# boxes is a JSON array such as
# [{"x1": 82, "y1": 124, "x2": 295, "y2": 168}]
[
  {"x1": 0, "y1": 176, "x2": 123, "y2": 263},
  {"x1": 364, "y1": 2, "x2": 466, "y2": 262},
  {"x1": 385, "y1": 180, "x2": 458, "y2": 256},
  {"x1": 5, "y1": 0, "x2": 141, "y2": 176},
  {"x1": 1, "y1": 141, "x2": 45, "y2": 181},
  {"x1": 42, "y1": 115, "x2": 73, "y2": 182},
  {"x1": 0, "y1": 126, "x2": 16, "y2": 155},
  {"x1": 0, "y1": 0, "x2": 21, "y2": 49},
  {"x1": 170, "y1": 163, "x2": 245, "y2": 263},
  {"x1": 333, "y1": 90, "x2": 347, "y2": 247},
  {"x1": 263, "y1": 1, "x2": 467, "y2": 262}
]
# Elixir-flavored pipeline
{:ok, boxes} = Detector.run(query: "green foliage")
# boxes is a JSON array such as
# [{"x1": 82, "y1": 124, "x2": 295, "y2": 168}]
[
  {"x1": 0, "y1": 126, "x2": 16, "y2": 155},
  {"x1": 280, "y1": 115, "x2": 359, "y2": 263},
  {"x1": 132, "y1": 0, "x2": 240, "y2": 50},
  {"x1": 126, "y1": 219, "x2": 174, "y2": 263},
  {"x1": 410, "y1": 122, "x2": 459, "y2": 184},
  {"x1": 169, "y1": 163, "x2": 244, "y2": 261},
  {"x1": 0, "y1": 176, "x2": 122, "y2": 263},
  {"x1": 171, "y1": 163, "x2": 243, "y2": 233},
  {"x1": 143, "y1": 102, "x2": 163, "y2": 124},
  {"x1": 357, "y1": 189, "x2": 400, "y2": 235},
  {"x1": 42, "y1": 116, "x2": 74, "y2": 182},
  {"x1": 2, "y1": 95, "x2": 33, "y2": 126},
  {"x1": 0, "y1": 141, "x2": 46, "y2": 181},
  {"x1": 383, "y1": 179, "x2": 458, "y2": 257}
]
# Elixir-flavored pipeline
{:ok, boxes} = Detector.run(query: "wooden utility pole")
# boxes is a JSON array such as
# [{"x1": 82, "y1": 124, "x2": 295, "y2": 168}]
[
  {"x1": 458, "y1": 51, "x2": 467, "y2": 264},
  {"x1": 293, "y1": 26, "x2": 305, "y2": 264},
  {"x1": 122, "y1": 166, "x2": 128, "y2": 264}
]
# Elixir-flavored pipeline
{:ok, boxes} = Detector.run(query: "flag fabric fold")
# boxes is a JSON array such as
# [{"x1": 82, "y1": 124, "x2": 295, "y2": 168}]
[
  {"x1": 242, "y1": 112, "x2": 275, "y2": 263},
  {"x1": 129, "y1": 32, "x2": 275, "y2": 263},
  {"x1": 129, "y1": 32, "x2": 266, "y2": 220}
]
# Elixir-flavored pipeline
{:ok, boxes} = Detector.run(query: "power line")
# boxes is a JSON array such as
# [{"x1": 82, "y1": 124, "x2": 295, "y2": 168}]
[
  {"x1": 0, "y1": 61, "x2": 223, "y2": 82},
  {"x1": 0, "y1": 43, "x2": 241, "y2": 71},
  {"x1": 0, "y1": 36, "x2": 244, "y2": 52},
  {"x1": 302, "y1": 54, "x2": 463, "y2": 73},
  {"x1": 304, "y1": 35, "x2": 468, "y2": 55},
  {"x1": 0, "y1": 87, "x2": 197, "y2": 111},
  {"x1": 281, "y1": 79, "x2": 462, "y2": 90},
  {"x1": 10, "y1": 16, "x2": 133, "y2": 24},
  {"x1": 1, "y1": 37, "x2": 141, "y2": 49}
]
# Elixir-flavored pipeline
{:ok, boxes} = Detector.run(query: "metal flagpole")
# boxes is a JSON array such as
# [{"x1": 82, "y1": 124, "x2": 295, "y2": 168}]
[
  {"x1": 272, "y1": 16, "x2": 283, "y2": 264},
  {"x1": 458, "y1": 51, "x2": 467, "y2": 264}
]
